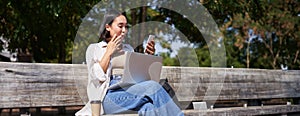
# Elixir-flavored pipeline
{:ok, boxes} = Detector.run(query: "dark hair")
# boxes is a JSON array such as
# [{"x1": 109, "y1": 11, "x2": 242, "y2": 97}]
[{"x1": 99, "y1": 9, "x2": 123, "y2": 42}]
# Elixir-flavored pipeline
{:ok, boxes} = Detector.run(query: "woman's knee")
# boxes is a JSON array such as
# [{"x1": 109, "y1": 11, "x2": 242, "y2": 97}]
[
  {"x1": 126, "y1": 80, "x2": 164, "y2": 96},
  {"x1": 140, "y1": 80, "x2": 165, "y2": 95},
  {"x1": 142, "y1": 80, "x2": 162, "y2": 88}
]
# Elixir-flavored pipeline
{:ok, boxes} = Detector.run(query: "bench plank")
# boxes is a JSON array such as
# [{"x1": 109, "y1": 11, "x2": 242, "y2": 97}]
[
  {"x1": 1, "y1": 62, "x2": 300, "y2": 115},
  {"x1": 160, "y1": 67, "x2": 300, "y2": 101},
  {"x1": 183, "y1": 105, "x2": 300, "y2": 116},
  {"x1": 0, "y1": 62, "x2": 87, "y2": 108}
]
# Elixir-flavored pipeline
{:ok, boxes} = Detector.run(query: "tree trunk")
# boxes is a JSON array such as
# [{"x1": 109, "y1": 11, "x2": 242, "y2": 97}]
[
  {"x1": 130, "y1": 9, "x2": 137, "y2": 48},
  {"x1": 271, "y1": 37, "x2": 283, "y2": 69},
  {"x1": 246, "y1": 41, "x2": 250, "y2": 68},
  {"x1": 294, "y1": 50, "x2": 299, "y2": 64},
  {"x1": 59, "y1": 41, "x2": 66, "y2": 63},
  {"x1": 137, "y1": 6, "x2": 147, "y2": 53}
]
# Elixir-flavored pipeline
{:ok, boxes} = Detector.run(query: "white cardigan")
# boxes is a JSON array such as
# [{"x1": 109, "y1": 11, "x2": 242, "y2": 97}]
[{"x1": 75, "y1": 41, "x2": 134, "y2": 116}]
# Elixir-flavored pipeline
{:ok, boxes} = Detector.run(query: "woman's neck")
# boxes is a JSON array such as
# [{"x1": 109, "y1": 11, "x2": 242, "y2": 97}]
[{"x1": 104, "y1": 38, "x2": 112, "y2": 43}]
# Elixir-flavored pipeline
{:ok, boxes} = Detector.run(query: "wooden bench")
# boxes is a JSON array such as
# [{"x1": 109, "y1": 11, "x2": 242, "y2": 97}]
[
  {"x1": 0, "y1": 62, "x2": 88, "y2": 115},
  {"x1": 163, "y1": 67, "x2": 300, "y2": 115},
  {"x1": 0, "y1": 62, "x2": 300, "y2": 115}
]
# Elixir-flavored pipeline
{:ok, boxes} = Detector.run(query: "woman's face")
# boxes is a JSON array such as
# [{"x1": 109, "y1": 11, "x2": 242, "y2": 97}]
[{"x1": 106, "y1": 15, "x2": 128, "y2": 41}]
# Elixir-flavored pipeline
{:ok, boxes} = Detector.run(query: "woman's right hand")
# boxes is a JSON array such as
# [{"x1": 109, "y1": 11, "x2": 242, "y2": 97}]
[
  {"x1": 99, "y1": 34, "x2": 124, "y2": 73},
  {"x1": 106, "y1": 34, "x2": 123, "y2": 55}
]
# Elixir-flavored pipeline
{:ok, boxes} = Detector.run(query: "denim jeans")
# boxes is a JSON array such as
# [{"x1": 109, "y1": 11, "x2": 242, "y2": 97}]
[{"x1": 103, "y1": 75, "x2": 184, "y2": 116}]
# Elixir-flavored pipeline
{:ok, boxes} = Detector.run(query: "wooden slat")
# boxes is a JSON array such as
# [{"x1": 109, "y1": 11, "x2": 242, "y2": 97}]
[
  {"x1": 161, "y1": 67, "x2": 300, "y2": 102},
  {"x1": 0, "y1": 62, "x2": 88, "y2": 108},
  {"x1": 169, "y1": 82, "x2": 300, "y2": 101},
  {"x1": 0, "y1": 62, "x2": 300, "y2": 111},
  {"x1": 183, "y1": 105, "x2": 300, "y2": 116}
]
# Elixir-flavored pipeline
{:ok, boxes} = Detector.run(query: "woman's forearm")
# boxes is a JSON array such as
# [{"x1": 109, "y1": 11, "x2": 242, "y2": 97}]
[{"x1": 99, "y1": 51, "x2": 112, "y2": 73}]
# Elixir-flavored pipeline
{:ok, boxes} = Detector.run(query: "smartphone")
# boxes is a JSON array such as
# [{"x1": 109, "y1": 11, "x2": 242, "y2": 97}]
[
  {"x1": 144, "y1": 35, "x2": 155, "y2": 53},
  {"x1": 146, "y1": 35, "x2": 155, "y2": 44}
]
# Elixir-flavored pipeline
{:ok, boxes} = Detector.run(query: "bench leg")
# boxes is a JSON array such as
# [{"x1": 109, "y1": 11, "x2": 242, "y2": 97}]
[
  {"x1": 247, "y1": 99, "x2": 262, "y2": 106},
  {"x1": 9, "y1": 109, "x2": 12, "y2": 115},
  {"x1": 20, "y1": 108, "x2": 30, "y2": 115},
  {"x1": 292, "y1": 98, "x2": 300, "y2": 105},
  {"x1": 58, "y1": 107, "x2": 66, "y2": 114},
  {"x1": 36, "y1": 107, "x2": 41, "y2": 115}
]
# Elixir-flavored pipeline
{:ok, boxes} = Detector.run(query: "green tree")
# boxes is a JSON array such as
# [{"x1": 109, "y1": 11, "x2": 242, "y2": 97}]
[
  {"x1": 1, "y1": 0, "x2": 299, "y2": 70},
  {"x1": 0, "y1": 0, "x2": 98, "y2": 63},
  {"x1": 204, "y1": 0, "x2": 300, "y2": 69}
]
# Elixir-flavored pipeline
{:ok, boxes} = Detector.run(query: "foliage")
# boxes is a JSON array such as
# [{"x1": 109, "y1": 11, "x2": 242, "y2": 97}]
[
  {"x1": 0, "y1": 0, "x2": 98, "y2": 63},
  {"x1": 1, "y1": 0, "x2": 299, "y2": 69},
  {"x1": 201, "y1": 0, "x2": 300, "y2": 69}
]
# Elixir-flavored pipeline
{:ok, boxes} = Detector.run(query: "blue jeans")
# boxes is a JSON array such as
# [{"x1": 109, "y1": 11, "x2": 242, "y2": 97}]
[{"x1": 103, "y1": 75, "x2": 184, "y2": 116}]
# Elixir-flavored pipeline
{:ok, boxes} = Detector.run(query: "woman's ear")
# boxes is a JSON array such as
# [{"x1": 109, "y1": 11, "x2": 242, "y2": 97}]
[{"x1": 105, "y1": 24, "x2": 111, "y2": 31}]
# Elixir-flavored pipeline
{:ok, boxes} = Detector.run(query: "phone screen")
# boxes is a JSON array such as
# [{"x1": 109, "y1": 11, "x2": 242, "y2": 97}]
[
  {"x1": 144, "y1": 35, "x2": 155, "y2": 53},
  {"x1": 146, "y1": 35, "x2": 155, "y2": 44}
]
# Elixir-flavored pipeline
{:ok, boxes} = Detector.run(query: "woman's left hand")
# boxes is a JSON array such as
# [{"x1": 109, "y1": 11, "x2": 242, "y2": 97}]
[{"x1": 145, "y1": 39, "x2": 155, "y2": 55}]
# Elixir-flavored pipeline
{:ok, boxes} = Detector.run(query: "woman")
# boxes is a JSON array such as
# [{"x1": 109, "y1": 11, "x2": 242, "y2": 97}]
[{"x1": 76, "y1": 9, "x2": 183, "y2": 116}]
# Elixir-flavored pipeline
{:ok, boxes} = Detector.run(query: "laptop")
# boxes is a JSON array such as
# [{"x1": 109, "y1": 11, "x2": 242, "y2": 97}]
[{"x1": 108, "y1": 51, "x2": 163, "y2": 90}]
